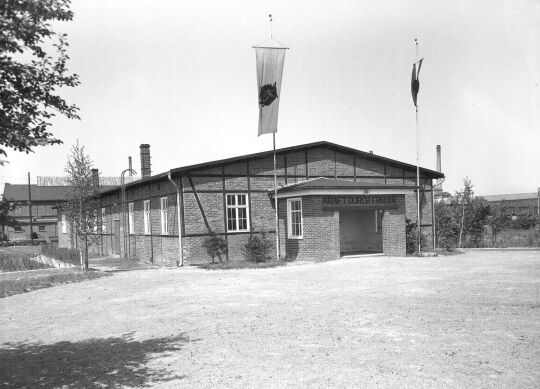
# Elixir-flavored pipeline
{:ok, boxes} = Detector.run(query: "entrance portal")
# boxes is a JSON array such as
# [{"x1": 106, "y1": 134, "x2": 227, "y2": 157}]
[{"x1": 339, "y1": 209, "x2": 383, "y2": 255}]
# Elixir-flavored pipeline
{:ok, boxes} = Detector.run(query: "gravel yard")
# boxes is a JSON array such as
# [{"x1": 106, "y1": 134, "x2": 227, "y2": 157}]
[{"x1": 1, "y1": 250, "x2": 539, "y2": 388}]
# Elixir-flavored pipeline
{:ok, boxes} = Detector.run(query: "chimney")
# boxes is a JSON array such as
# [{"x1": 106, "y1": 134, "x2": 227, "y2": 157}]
[
  {"x1": 128, "y1": 156, "x2": 133, "y2": 176},
  {"x1": 436, "y1": 145, "x2": 441, "y2": 172},
  {"x1": 91, "y1": 168, "x2": 99, "y2": 189},
  {"x1": 140, "y1": 144, "x2": 151, "y2": 177}
]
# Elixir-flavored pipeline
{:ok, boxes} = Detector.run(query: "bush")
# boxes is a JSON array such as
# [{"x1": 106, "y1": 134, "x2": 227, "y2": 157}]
[
  {"x1": 406, "y1": 219, "x2": 426, "y2": 254},
  {"x1": 41, "y1": 244, "x2": 80, "y2": 266},
  {"x1": 202, "y1": 233, "x2": 228, "y2": 263},
  {"x1": 0, "y1": 252, "x2": 52, "y2": 272},
  {"x1": 243, "y1": 231, "x2": 273, "y2": 263}
]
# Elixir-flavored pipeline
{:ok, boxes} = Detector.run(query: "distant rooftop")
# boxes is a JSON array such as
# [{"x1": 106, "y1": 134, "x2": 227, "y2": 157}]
[
  {"x1": 482, "y1": 193, "x2": 538, "y2": 202},
  {"x1": 36, "y1": 176, "x2": 138, "y2": 187}
]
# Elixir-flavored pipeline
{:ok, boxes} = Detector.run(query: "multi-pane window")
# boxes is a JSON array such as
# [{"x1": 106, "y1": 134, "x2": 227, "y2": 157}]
[
  {"x1": 101, "y1": 207, "x2": 106, "y2": 233},
  {"x1": 39, "y1": 225, "x2": 46, "y2": 232},
  {"x1": 160, "y1": 197, "x2": 169, "y2": 235},
  {"x1": 226, "y1": 194, "x2": 249, "y2": 232},
  {"x1": 143, "y1": 200, "x2": 151, "y2": 235},
  {"x1": 375, "y1": 210, "x2": 384, "y2": 233},
  {"x1": 287, "y1": 198, "x2": 303, "y2": 239},
  {"x1": 14, "y1": 226, "x2": 22, "y2": 233},
  {"x1": 128, "y1": 203, "x2": 134, "y2": 234}
]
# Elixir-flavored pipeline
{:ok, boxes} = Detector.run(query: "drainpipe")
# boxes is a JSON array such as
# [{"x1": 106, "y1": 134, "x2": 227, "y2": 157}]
[{"x1": 168, "y1": 172, "x2": 183, "y2": 267}]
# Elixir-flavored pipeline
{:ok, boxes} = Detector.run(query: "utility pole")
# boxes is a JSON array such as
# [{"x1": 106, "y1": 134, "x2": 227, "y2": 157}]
[{"x1": 27, "y1": 172, "x2": 34, "y2": 245}]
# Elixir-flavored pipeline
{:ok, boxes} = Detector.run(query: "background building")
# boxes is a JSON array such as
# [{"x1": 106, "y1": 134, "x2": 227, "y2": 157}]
[{"x1": 482, "y1": 192, "x2": 540, "y2": 217}]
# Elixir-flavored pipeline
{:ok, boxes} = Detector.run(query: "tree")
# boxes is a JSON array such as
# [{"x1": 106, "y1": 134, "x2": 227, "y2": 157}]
[
  {"x1": 454, "y1": 178, "x2": 490, "y2": 248},
  {"x1": 0, "y1": 197, "x2": 19, "y2": 241},
  {"x1": 60, "y1": 142, "x2": 99, "y2": 269},
  {"x1": 434, "y1": 201, "x2": 460, "y2": 250},
  {"x1": 486, "y1": 206, "x2": 510, "y2": 246},
  {"x1": 0, "y1": 0, "x2": 80, "y2": 165}
]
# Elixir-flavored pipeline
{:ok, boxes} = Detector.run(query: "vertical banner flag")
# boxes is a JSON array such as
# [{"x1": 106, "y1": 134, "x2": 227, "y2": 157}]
[
  {"x1": 411, "y1": 58, "x2": 423, "y2": 107},
  {"x1": 255, "y1": 47, "x2": 286, "y2": 136}
]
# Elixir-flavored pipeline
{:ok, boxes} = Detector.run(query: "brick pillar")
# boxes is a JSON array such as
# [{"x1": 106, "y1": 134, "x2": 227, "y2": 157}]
[{"x1": 382, "y1": 195, "x2": 407, "y2": 256}]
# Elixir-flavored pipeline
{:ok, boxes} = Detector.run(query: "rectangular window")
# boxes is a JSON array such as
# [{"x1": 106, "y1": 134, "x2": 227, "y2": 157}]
[
  {"x1": 61, "y1": 214, "x2": 67, "y2": 234},
  {"x1": 14, "y1": 226, "x2": 22, "y2": 233},
  {"x1": 287, "y1": 198, "x2": 303, "y2": 239},
  {"x1": 375, "y1": 210, "x2": 384, "y2": 233},
  {"x1": 144, "y1": 200, "x2": 151, "y2": 235},
  {"x1": 38, "y1": 225, "x2": 46, "y2": 232},
  {"x1": 128, "y1": 202, "x2": 134, "y2": 234},
  {"x1": 226, "y1": 194, "x2": 249, "y2": 232},
  {"x1": 101, "y1": 207, "x2": 106, "y2": 233},
  {"x1": 160, "y1": 197, "x2": 169, "y2": 235}
]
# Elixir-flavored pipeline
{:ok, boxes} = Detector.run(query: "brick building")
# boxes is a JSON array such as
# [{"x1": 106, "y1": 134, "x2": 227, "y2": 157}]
[
  {"x1": 58, "y1": 142, "x2": 444, "y2": 264},
  {"x1": 482, "y1": 192, "x2": 540, "y2": 217}
]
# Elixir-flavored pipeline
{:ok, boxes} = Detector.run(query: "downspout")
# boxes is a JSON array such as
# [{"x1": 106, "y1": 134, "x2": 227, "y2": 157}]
[{"x1": 168, "y1": 172, "x2": 183, "y2": 267}]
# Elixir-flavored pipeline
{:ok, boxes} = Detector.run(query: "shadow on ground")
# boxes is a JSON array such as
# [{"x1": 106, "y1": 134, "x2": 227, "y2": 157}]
[{"x1": 0, "y1": 333, "x2": 192, "y2": 388}]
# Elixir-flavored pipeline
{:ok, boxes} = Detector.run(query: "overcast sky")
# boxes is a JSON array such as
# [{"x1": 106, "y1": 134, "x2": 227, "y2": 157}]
[{"x1": 1, "y1": 0, "x2": 538, "y2": 196}]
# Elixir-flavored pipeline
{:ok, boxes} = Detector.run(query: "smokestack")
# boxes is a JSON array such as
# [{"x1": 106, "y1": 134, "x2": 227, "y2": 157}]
[
  {"x1": 128, "y1": 156, "x2": 133, "y2": 176},
  {"x1": 436, "y1": 145, "x2": 441, "y2": 172},
  {"x1": 140, "y1": 144, "x2": 151, "y2": 178},
  {"x1": 91, "y1": 168, "x2": 99, "y2": 189}
]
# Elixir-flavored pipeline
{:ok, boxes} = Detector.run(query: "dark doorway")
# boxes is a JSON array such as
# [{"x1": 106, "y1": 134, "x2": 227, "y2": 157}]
[{"x1": 339, "y1": 209, "x2": 383, "y2": 255}]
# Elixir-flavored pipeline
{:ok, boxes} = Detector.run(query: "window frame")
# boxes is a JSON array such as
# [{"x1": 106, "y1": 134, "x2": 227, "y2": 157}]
[
  {"x1": 61, "y1": 214, "x2": 67, "y2": 234},
  {"x1": 128, "y1": 202, "x2": 134, "y2": 235},
  {"x1": 143, "y1": 200, "x2": 151, "y2": 235},
  {"x1": 225, "y1": 193, "x2": 250, "y2": 233},
  {"x1": 287, "y1": 197, "x2": 303, "y2": 239},
  {"x1": 38, "y1": 225, "x2": 46, "y2": 232},
  {"x1": 160, "y1": 197, "x2": 169, "y2": 235},
  {"x1": 14, "y1": 226, "x2": 22, "y2": 233}
]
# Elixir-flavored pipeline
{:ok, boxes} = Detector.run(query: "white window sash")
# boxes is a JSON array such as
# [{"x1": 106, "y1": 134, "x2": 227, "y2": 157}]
[
  {"x1": 287, "y1": 198, "x2": 303, "y2": 239},
  {"x1": 160, "y1": 197, "x2": 168, "y2": 235},
  {"x1": 61, "y1": 214, "x2": 67, "y2": 234},
  {"x1": 101, "y1": 207, "x2": 106, "y2": 233},
  {"x1": 128, "y1": 203, "x2": 134, "y2": 234},
  {"x1": 143, "y1": 200, "x2": 150, "y2": 235},
  {"x1": 226, "y1": 194, "x2": 249, "y2": 232}
]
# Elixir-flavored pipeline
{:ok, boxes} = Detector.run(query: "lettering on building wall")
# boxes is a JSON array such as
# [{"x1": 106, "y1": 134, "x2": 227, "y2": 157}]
[{"x1": 322, "y1": 195, "x2": 398, "y2": 207}]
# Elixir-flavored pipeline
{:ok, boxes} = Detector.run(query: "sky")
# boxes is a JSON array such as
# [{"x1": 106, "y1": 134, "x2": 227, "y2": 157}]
[{"x1": 1, "y1": 0, "x2": 539, "y2": 196}]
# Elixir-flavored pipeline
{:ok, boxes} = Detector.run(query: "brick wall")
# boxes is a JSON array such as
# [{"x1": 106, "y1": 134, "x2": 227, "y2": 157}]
[
  {"x1": 382, "y1": 196, "x2": 407, "y2": 256},
  {"x1": 89, "y1": 145, "x2": 437, "y2": 263}
]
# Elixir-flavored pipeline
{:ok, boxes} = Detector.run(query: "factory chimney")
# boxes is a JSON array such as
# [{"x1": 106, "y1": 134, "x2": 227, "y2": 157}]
[
  {"x1": 91, "y1": 169, "x2": 100, "y2": 189},
  {"x1": 140, "y1": 144, "x2": 151, "y2": 178}
]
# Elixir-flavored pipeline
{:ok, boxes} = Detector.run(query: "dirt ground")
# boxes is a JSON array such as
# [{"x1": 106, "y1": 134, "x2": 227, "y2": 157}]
[{"x1": 1, "y1": 250, "x2": 539, "y2": 388}]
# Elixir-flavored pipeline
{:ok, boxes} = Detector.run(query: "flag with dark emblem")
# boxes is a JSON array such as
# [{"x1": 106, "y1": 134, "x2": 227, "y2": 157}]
[
  {"x1": 255, "y1": 45, "x2": 286, "y2": 136},
  {"x1": 411, "y1": 58, "x2": 423, "y2": 107}
]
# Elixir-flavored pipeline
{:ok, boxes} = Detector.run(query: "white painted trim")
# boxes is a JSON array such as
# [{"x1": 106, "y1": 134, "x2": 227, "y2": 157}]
[
  {"x1": 275, "y1": 188, "x2": 415, "y2": 199},
  {"x1": 287, "y1": 197, "x2": 303, "y2": 239},
  {"x1": 225, "y1": 193, "x2": 250, "y2": 233},
  {"x1": 128, "y1": 202, "x2": 134, "y2": 235},
  {"x1": 160, "y1": 196, "x2": 169, "y2": 235},
  {"x1": 143, "y1": 199, "x2": 151, "y2": 235}
]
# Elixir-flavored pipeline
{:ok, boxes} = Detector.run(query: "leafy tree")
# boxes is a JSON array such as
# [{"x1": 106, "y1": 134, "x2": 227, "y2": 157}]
[
  {"x1": 486, "y1": 206, "x2": 510, "y2": 246},
  {"x1": 434, "y1": 201, "x2": 460, "y2": 250},
  {"x1": 0, "y1": 0, "x2": 80, "y2": 165},
  {"x1": 59, "y1": 142, "x2": 99, "y2": 269},
  {"x1": 0, "y1": 197, "x2": 19, "y2": 240}
]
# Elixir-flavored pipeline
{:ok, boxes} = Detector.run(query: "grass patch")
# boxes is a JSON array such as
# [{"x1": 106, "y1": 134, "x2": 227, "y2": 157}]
[
  {"x1": 0, "y1": 252, "x2": 53, "y2": 272},
  {"x1": 0, "y1": 268, "x2": 111, "y2": 298},
  {"x1": 194, "y1": 260, "x2": 286, "y2": 270}
]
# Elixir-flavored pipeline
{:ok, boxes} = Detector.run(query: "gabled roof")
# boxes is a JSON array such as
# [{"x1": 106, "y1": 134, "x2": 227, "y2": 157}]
[
  {"x1": 98, "y1": 140, "x2": 445, "y2": 196},
  {"x1": 2, "y1": 184, "x2": 115, "y2": 202},
  {"x1": 482, "y1": 193, "x2": 538, "y2": 202},
  {"x1": 171, "y1": 141, "x2": 444, "y2": 178},
  {"x1": 275, "y1": 177, "x2": 418, "y2": 194}
]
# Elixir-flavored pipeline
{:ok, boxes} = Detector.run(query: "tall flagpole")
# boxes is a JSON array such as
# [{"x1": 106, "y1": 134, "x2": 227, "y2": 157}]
[
  {"x1": 415, "y1": 38, "x2": 421, "y2": 253},
  {"x1": 266, "y1": 14, "x2": 279, "y2": 261}
]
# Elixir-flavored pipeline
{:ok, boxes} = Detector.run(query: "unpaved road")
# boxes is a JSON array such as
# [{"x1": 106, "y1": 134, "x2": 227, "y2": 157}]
[{"x1": 1, "y1": 250, "x2": 539, "y2": 388}]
